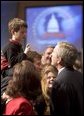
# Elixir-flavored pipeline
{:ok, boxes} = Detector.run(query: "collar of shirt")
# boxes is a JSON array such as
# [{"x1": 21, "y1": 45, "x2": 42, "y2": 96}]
[
  {"x1": 9, "y1": 39, "x2": 21, "y2": 46},
  {"x1": 58, "y1": 67, "x2": 65, "y2": 74}
]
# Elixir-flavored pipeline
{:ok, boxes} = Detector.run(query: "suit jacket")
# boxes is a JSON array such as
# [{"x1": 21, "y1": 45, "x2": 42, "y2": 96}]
[{"x1": 50, "y1": 67, "x2": 83, "y2": 116}]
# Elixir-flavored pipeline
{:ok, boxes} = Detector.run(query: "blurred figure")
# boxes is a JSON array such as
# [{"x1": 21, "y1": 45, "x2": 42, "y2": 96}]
[
  {"x1": 73, "y1": 51, "x2": 82, "y2": 72},
  {"x1": 41, "y1": 46, "x2": 54, "y2": 66},
  {"x1": 1, "y1": 50, "x2": 9, "y2": 71},
  {"x1": 1, "y1": 18, "x2": 30, "y2": 78},
  {"x1": 35, "y1": 64, "x2": 58, "y2": 115},
  {"x1": 2, "y1": 60, "x2": 41, "y2": 115},
  {"x1": 1, "y1": 75, "x2": 12, "y2": 96},
  {"x1": 73, "y1": 59, "x2": 82, "y2": 72},
  {"x1": 27, "y1": 51, "x2": 42, "y2": 72},
  {"x1": 51, "y1": 42, "x2": 83, "y2": 115}
]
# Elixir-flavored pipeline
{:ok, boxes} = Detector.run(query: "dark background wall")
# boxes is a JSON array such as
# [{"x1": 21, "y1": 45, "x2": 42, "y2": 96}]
[
  {"x1": 1, "y1": 1, "x2": 83, "y2": 49},
  {"x1": 1, "y1": 1, "x2": 19, "y2": 49}
]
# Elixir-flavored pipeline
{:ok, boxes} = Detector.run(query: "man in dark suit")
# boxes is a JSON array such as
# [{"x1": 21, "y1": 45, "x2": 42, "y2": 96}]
[{"x1": 50, "y1": 42, "x2": 83, "y2": 115}]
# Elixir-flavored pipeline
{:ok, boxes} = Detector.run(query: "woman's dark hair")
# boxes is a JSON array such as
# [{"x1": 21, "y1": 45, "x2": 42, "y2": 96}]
[
  {"x1": 5, "y1": 60, "x2": 41, "y2": 100},
  {"x1": 27, "y1": 51, "x2": 42, "y2": 63}
]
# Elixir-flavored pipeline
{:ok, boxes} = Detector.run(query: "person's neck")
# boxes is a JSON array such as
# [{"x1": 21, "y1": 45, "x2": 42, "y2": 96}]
[
  {"x1": 12, "y1": 36, "x2": 21, "y2": 43},
  {"x1": 56, "y1": 65, "x2": 63, "y2": 71}
]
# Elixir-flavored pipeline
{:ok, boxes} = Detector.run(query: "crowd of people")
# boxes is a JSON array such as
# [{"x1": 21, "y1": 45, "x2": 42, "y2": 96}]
[{"x1": 1, "y1": 18, "x2": 83, "y2": 115}]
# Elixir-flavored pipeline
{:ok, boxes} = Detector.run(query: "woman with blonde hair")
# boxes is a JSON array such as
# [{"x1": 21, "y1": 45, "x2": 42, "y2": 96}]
[{"x1": 35, "y1": 64, "x2": 58, "y2": 115}]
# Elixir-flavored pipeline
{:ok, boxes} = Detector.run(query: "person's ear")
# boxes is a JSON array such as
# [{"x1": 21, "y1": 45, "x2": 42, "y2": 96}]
[
  {"x1": 57, "y1": 57, "x2": 62, "y2": 64},
  {"x1": 11, "y1": 29, "x2": 15, "y2": 35}
]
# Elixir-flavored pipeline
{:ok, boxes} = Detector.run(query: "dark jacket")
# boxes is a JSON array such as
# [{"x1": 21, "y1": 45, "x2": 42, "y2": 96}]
[
  {"x1": 2, "y1": 40, "x2": 27, "y2": 67},
  {"x1": 51, "y1": 67, "x2": 83, "y2": 116},
  {"x1": 2, "y1": 40, "x2": 28, "y2": 77}
]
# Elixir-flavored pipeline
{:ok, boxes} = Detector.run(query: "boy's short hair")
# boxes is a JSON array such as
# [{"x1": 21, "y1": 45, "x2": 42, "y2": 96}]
[{"x1": 8, "y1": 18, "x2": 27, "y2": 33}]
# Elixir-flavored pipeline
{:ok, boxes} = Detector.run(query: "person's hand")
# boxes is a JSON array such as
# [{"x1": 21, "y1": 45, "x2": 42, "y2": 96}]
[
  {"x1": 2, "y1": 92, "x2": 9, "y2": 99},
  {"x1": 24, "y1": 44, "x2": 30, "y2": 54}
]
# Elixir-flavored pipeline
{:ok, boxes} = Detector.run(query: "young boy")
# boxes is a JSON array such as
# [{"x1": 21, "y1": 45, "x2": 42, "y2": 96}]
[{"x1": 1, "y1": 18, "x2": 30, "y2": 78}]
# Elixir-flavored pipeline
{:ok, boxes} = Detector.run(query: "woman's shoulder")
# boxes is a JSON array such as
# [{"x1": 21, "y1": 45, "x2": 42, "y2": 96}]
[
  {"x1": 4, "y1": 97, "x2": 33, "y2": 115},
  {"x1": 11, "y1": 97, "x2": 31, "y2": 105}
]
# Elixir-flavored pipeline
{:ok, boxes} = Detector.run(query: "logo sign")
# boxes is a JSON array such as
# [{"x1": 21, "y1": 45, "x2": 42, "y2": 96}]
[
  {"x1": 33, "y1": 7, "x2": 75, "y2": 44},
  {"x1": 26, "y1": 6, "x2": 82, "y2": 52}
]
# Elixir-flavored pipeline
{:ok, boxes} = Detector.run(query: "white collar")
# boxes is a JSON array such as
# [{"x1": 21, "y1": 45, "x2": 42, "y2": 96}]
[{"x1": 58, "y1": 67, "x2": 65, "y2": 74}]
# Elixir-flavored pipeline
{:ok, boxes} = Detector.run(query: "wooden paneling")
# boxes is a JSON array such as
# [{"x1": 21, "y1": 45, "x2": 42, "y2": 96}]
[{"x1": 17, "y1": 1, "x2": 83, "y2": 19}]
